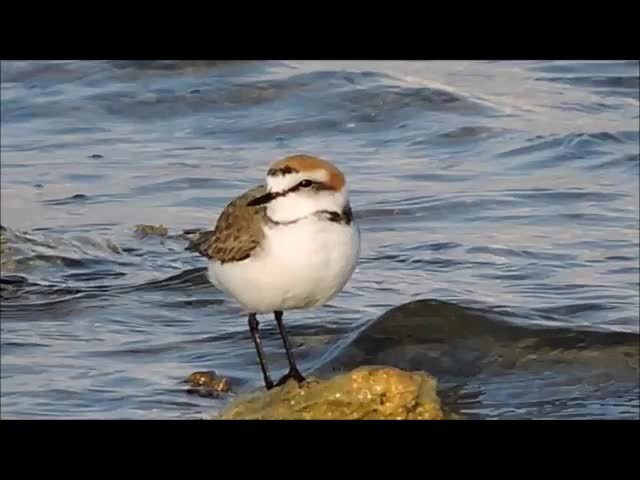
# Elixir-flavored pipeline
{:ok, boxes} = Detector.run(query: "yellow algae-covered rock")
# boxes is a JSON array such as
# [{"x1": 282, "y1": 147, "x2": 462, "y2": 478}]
[{"x1": 217, "y1": 366, "x2": 446, "y2": 420}]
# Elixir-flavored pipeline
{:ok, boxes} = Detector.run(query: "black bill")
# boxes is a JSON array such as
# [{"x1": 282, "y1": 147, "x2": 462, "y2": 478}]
[{"x1": 247, "y1": 191, "x2": 276, "y2": 207}]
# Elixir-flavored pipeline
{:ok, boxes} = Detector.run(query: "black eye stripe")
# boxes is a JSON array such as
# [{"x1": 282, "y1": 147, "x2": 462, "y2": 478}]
[{"x1": 255, "y1": 179, "x2": 330, "y2": 205}]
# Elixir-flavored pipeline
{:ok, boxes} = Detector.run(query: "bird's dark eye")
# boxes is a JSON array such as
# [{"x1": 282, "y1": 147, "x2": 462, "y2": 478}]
[{"x1": 298, "y1": 179, "x2": 313, "y2": 188}]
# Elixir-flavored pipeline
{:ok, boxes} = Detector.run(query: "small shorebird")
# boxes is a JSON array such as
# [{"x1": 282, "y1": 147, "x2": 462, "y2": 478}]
[{"x1": 187, "y1": 154, "x2": 360, "y2": 389}]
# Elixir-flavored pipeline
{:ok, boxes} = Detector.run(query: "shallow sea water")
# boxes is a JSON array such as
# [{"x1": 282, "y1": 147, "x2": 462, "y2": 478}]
[{"x1": 1, "y1": 60, "x2": 638, "y2": 419}]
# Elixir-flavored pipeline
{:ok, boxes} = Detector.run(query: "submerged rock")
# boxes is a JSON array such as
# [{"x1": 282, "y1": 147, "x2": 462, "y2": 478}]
[{"x1": 216, "y1": 366, "x2": 447, "y2": 420}]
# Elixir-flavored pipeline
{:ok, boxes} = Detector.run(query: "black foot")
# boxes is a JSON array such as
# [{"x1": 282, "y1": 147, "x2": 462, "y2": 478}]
[
  {"x1": 272, "y1": 310, "x2": 306, "y2": 388},
  {"x1": 274, "y1": 368, "x2": 306, "y2": 387}
]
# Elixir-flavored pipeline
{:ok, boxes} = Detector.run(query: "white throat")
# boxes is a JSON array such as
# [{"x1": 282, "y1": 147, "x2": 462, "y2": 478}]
[{"x1": 267, "y1": 189, "x2": 349, "y2": 223}]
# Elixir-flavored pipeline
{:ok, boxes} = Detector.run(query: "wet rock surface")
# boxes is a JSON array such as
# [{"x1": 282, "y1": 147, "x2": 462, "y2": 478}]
[
  {"x1": 312, "y1": 300, "x2": 640, "y2": 419},
  {"x1": 216, "y1": 366, "x2": 448, "y2": 420}
]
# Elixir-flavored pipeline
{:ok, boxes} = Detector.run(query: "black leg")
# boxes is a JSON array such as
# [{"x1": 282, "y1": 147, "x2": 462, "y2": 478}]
[
  {"x1": 274, "y1": 310, "x2": 306, "y2": 386},
  {"x1": 248, "y1": 313, "x2": 274, "y2": 390}
]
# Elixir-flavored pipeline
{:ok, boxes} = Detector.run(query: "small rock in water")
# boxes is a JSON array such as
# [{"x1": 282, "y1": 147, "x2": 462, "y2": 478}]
[
  {"x1": 185, "y1": 371, "x2": 232, "y2": 398},
  {"x1": 133, "y1": 224, "x2": 169, "y2": 238},
  {"x1": 89, "y1": 154, "x2": 104, "y2": 159}
]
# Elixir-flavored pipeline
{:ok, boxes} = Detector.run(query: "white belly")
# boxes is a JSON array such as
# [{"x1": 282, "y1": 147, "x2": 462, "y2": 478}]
[{"x1": 207, "y1": 218, "x2": 360, "y2": 313}]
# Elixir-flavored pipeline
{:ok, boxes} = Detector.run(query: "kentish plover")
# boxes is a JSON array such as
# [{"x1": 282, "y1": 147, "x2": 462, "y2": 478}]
[{"x1": 187, "y1": 154, "x2": 360, "y2": 389}]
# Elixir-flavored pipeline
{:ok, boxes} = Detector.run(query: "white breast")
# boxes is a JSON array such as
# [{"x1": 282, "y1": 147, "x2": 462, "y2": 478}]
[{"x1": 207, "y1": 217, "x2": 360, "y2": 314}]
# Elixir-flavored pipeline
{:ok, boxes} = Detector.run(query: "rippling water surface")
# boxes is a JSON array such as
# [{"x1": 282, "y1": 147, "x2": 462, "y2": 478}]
[{"x1": 1, "y1": 60, "x2": 638, "y2": 419}]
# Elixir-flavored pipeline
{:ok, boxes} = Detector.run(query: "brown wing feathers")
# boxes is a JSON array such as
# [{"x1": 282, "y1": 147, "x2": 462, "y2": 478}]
[{"x1": 186, "y1": 185, "x2": 267, "y2": 264}]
